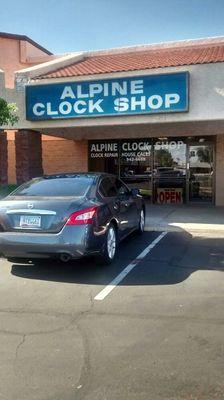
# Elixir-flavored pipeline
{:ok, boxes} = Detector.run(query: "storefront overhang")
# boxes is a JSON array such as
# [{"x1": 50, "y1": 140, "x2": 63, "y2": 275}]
[
  {"x1": 2, "y1": 60, "x2": 224, "y2": 136},
  {"x1": 33, "y1": 120, "x2": 224, "y2": 141}
]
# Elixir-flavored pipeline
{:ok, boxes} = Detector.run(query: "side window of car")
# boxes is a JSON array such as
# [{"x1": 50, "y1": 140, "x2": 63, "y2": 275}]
[
  {"x1": 114, "y1": 178, "x2": 130, "y2": 196},
  {"x1": 99, "y1": 178, "x2": 117, "y2": 197}
]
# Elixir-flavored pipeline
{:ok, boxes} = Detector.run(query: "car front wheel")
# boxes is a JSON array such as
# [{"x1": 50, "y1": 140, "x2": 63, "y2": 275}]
[{"x1": 137, "y1": 208, "x2": 145, "y2": 234}]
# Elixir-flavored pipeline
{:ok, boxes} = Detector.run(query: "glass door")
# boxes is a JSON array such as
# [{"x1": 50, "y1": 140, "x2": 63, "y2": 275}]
[
  {"x1": 188, "y1": 144, "x2": 214, "y2": 203},
  {"x1": 153, "y1": 138, "x2": 187, "y2": 204}
]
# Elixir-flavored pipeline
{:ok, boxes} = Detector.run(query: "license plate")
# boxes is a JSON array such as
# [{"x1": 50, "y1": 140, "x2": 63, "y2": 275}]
[{"x1": 20, "y1": 215, "x2": 41, "y2": 228}]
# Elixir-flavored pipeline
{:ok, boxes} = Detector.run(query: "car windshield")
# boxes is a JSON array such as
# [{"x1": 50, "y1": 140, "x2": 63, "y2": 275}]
[{"x1": 10, "y1": 175, "x2": 95, "y2": 197}]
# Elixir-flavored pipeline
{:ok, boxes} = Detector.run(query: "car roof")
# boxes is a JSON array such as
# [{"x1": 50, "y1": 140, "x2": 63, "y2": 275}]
[{"x1": 41, "y1": 172, "x2": 117, "y2": 179}]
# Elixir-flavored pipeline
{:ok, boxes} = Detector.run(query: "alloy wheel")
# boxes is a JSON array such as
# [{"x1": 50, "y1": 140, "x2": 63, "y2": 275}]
[{"x1": 107, "y1": 226, "x2": 116, "y2": 260}]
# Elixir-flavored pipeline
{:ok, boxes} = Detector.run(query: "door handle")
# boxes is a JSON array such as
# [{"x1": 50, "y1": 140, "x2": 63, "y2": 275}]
[{"x1": 113, "y1": 201, "x2": 120, "y2": 210}]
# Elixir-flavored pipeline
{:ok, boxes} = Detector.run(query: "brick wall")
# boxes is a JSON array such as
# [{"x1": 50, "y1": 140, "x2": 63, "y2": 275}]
[
  {"x1": 0, "y1": 131, "x2": 8, "y2": 184},
  {"x1": 7, "y1": 131, "x2": 16, "y2": 183},
  {"x1": 215, "y1": 134, "x2": 224, "y2": 206},
  {"x1": 42, "y1": 139, "x2": 88, "y2": 175},
  {"x1": 15, "y1": 130, "x2": 43, "y2": 184}
]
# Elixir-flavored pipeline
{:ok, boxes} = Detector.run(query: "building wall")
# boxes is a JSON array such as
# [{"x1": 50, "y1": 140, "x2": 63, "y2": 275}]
[
  {"x1": 0, "y1": 37, "x2": 49, "y2": 88},
  {"x1": 0, "y1": 132, "x2": 8, "y2": 184},
  {"x1": 42, "y1": 138, "x2": 88, "y2": 175},
  {"x1": 0, "y1": 35, "x2": 53, "y2": 183}
]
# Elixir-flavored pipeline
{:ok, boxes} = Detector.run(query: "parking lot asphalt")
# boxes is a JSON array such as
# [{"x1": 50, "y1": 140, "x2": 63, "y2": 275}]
[{"x1": 0, "y1": 229, "x2": 224, "y2": 400}]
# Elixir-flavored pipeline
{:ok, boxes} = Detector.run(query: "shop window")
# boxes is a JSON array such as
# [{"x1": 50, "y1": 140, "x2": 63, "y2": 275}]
[
  {"x1": 189, "y1": 144, "x2": 213, "y2": 202},
  {"x1": 88, "y1": 140, "x2": 119, "y2": 175},
  {"x1": 120, "y1": 139, "x2": 152, "y2": 199}
]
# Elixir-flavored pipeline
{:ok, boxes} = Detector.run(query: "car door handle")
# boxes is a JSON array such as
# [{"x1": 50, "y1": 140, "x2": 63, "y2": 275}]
[{"x1": 113, "y1": 201, "x2": 120, "y2": 210}]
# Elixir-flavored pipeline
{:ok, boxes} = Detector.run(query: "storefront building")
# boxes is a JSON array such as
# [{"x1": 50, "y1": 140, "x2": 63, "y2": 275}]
[
  {"x1": 88, "y1": 136, "x2": 214, "y2": 204},
  {"x1": 2, "y1": 35, "x2": 224, "y2": 205}
]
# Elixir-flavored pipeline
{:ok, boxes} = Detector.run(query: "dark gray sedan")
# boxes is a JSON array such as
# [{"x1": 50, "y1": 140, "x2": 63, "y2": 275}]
[{"x1": 0, "y1": 173, "x2": 145, "y2": 264}]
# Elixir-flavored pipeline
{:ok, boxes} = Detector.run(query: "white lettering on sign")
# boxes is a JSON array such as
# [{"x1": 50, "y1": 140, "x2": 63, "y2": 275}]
[
  {"x1": 111, "y1": 82, "x2": 128, "y2": 96},
  {"x1": 122, "y1": 142, "x2": 151, "y2": 151},
  {"x1": 89, "y1": 99, "x2": 104, "y2": 113},
  {"x1": 76, "y1": 85, "x2": 89, "y2": 99},
  {"x1": 60, "y1": 86, "x2": 76, "y2": 99},
  {"x1": 47, "y1": 102, "x2": 58, "y2": 116},
  {"x1": 33, "y1": 103, "x2": 45, "y2": 116},
  {"x1": 89, "y1": 83, "x2": 103, "y2": 97},
  {"x1": 131, "y1": 96, "x2": 146, "y2": 111},
  {"x1": 59, "y1": 101, "x2": 72, "y2": 115},
  {"x1": 90, "y1": 142, "x2": 118, "y2": 158},
  {"x1": 130, "y1": 80, "x2": 144, "y2": 94},
  {"x1": 114, "y1": 98, "x2": 129, "y2": 112},
  {"x1": 165, "y1": 93, "x2": 180, "y2": 108},
  {"x1": 91, "y1": 143, "x2": 118, "y2": 152},
  {"x1": 31, "y1": 91, "x2": 182, "y2": 118},
  {"x1": 73, "y1": 100, "x2": 87, "y2": 114},
  {"x1": 148, "y1": 95, "x2": 163, "y2": 109},
  {"x1": 155, "y1": 140, "x2": 184, "y2": 150},
  {"x1": 113, "y1": 93, "x2": 180, "y2": 113}
]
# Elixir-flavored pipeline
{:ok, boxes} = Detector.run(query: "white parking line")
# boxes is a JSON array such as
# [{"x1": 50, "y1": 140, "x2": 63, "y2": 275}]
[{"x1": 94, "y1": 231, "x2": 167, "y2": 301}]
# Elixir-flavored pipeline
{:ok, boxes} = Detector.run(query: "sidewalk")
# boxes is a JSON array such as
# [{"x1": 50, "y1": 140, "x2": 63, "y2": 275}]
[
  {"x1": 145, "y1": 204, "x2": 224, "y2": 233},
  {"x1": 1, "y1": 195, "x2": 224, "y2": 234}
]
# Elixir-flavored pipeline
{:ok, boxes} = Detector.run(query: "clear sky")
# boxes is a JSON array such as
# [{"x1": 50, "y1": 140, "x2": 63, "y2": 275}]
[{"x1": 0, "y1": 0, "x2": 224, "y2": 54}]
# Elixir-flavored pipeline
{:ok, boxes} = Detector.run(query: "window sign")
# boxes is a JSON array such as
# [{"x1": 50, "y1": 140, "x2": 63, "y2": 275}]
[
  {"x1": 89, "y1": 141, "x2": 119, "y2": 159},
  {"x1": 121, "y1": 140, "x2": 151, "y2": 162},
  {"x1": 157, "y1": 188, "x2": 183, "y2": 204},
  {"x1": 88, "y1": 141, "x2": 119, "y2": 175},
  {"x1": 26, "y1": 72, "x2": 188, "y2": 120},
  {"x1": 120, "y1": 139, "x2": 152, "y2": 198}
]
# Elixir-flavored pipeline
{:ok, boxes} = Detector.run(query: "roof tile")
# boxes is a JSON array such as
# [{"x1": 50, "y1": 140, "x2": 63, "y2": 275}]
[{"x1": 37, "y1": 42, "x2": 224, "y2": 79}]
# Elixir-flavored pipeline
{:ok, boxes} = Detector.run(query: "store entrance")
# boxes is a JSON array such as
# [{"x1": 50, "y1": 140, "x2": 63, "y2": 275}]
[
  {"x1": 153, "y1": 138, "x2": 186, "y2": 204},
  {"x1": 188, "y1": 144, "x2": 214, "y2": 203}
]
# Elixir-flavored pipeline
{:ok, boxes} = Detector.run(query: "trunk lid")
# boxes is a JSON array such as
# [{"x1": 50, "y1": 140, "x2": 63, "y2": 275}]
[{"x1": 0, "y1": 196, "x2": 87, "y2": 233}]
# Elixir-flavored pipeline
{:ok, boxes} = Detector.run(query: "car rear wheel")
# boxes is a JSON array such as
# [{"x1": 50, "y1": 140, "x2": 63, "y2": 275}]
[
  {"x1": 137, "y1": 208, "x2": 145, "y2": 234},
  {"x1": 99, "y1": 223, "x2": 117, "y2": 264}
]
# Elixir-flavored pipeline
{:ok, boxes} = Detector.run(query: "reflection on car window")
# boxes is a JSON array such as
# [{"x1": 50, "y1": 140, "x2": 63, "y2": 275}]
[
  {"x1": 114, "y1": 178, "x2": 129, "y2": 196},
  {"x1": 99, "y1": 178, "x2": 117, "y2": 197},
  {"x1": 10, "y1": 176, "x2": 94, "y2": 197}
]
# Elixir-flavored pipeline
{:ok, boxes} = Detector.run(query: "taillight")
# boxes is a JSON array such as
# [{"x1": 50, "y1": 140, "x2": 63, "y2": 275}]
[{"x1": 66, "y1": 206, "x2": 97, "y2": 225}]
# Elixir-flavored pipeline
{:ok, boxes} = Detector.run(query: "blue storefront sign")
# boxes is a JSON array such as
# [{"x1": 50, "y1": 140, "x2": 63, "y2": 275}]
[{"x1": 26, "y1": 72, "x2": 188, "y2": 121}]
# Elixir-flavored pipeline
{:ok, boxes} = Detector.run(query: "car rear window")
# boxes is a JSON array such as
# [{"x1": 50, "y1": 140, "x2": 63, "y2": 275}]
[{"x1": 10, "y1": 176, "x2": 95, "y2": 197}]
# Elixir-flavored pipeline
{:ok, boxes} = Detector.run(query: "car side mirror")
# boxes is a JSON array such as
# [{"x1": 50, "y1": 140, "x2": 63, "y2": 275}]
[{"x1": 131, "y1": 188, "x2": 140, "y2": 197}]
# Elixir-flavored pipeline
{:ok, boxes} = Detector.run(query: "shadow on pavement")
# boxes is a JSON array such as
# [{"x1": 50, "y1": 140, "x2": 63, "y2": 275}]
[{"x1": 10, "y1": 230, "x2": 224, "y2": 286}]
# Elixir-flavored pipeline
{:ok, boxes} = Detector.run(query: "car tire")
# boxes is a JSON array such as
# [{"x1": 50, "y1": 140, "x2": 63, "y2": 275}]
[
  {"x1": 99, "y1": 223, "x2": 117, "y2": 265},
  {"x1": 137, "y1": 208, "x2": 145, "y2": 234}
]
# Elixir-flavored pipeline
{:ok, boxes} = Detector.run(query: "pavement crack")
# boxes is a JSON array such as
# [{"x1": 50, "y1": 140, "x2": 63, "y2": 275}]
[
  {"x1": 73, "y1": 319, "x2": 92, "y2": 400},
  {"x1": 15, "y1": 334, "x2": 26, "y2": 360}
]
